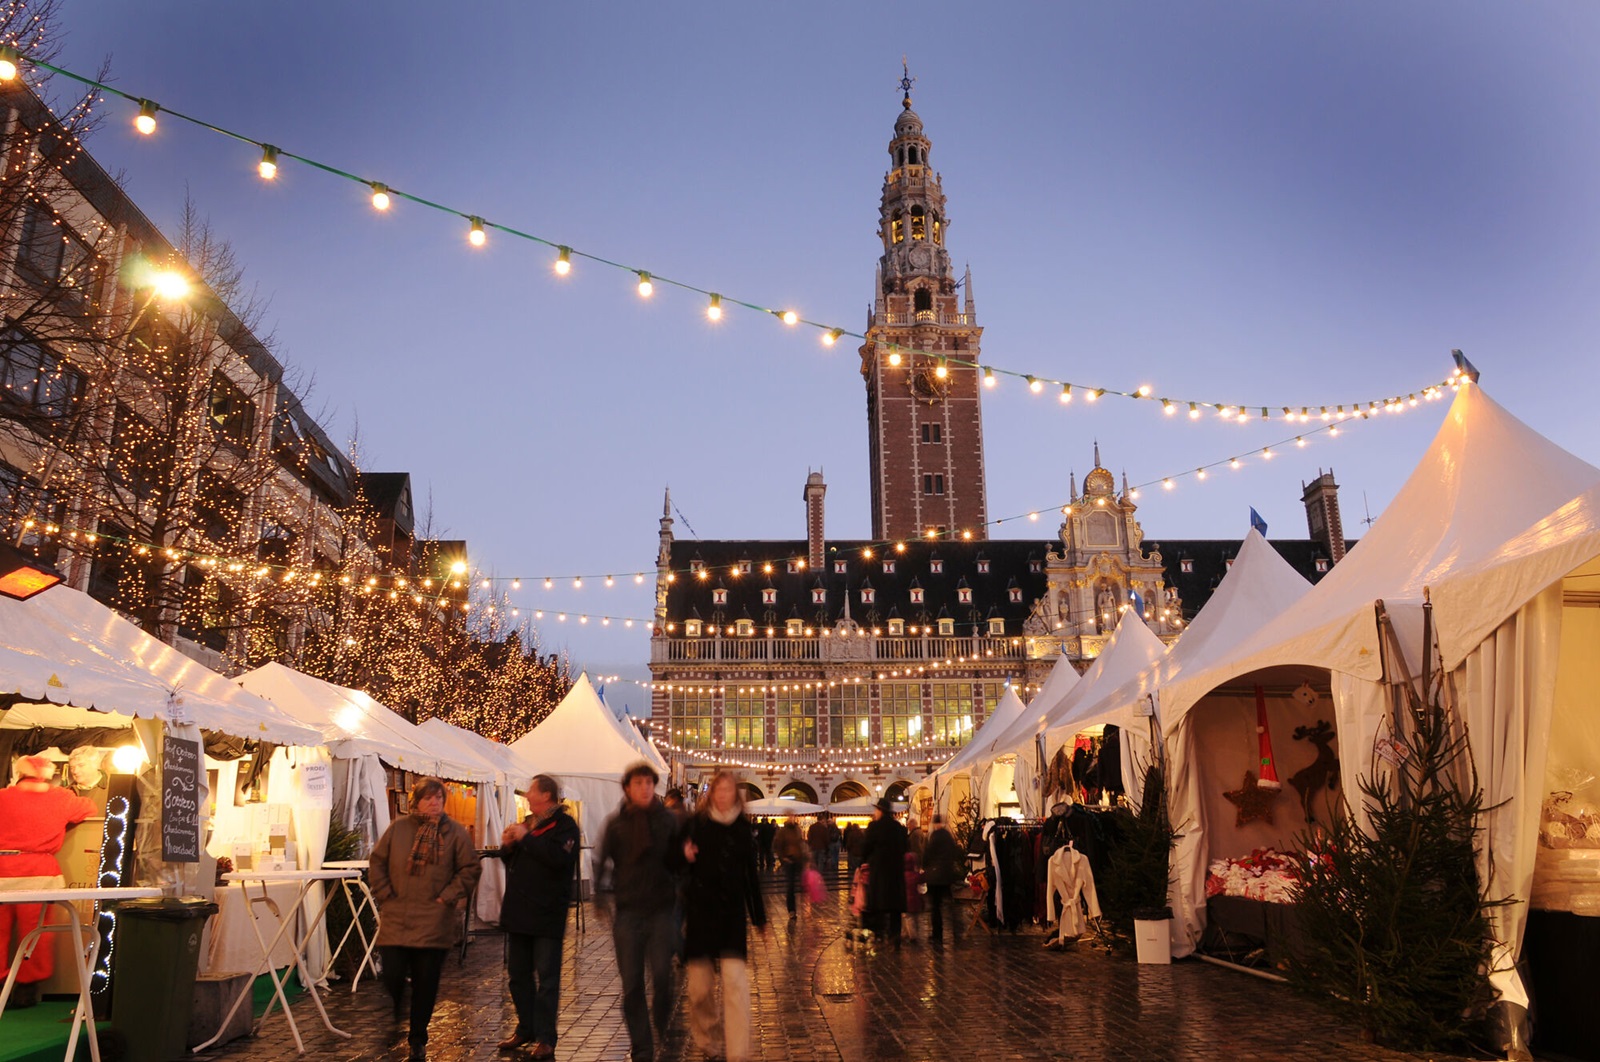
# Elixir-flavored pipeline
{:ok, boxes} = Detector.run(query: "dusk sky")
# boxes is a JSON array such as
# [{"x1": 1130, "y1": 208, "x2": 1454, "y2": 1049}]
[{"x1": 50, "y1": 3, "x2": 1600, "y2": 705}]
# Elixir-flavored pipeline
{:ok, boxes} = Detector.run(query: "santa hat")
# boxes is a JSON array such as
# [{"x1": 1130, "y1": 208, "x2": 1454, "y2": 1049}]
[
  {"x1": 1253, "y1": 685, "x2": 1282, "y2": 791},
  {"x1": 14, "y1": 754, "x2": 56, "y2": 781}
]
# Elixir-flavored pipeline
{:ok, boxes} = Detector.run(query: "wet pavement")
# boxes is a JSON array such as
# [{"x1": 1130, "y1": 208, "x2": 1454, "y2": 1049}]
[{"x1": 191, "y1": 870, "x2": 1468, "y2": 1062}]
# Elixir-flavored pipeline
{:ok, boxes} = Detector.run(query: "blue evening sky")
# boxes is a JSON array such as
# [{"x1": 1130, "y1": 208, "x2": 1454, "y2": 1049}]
[{"x1": 49, "y1": 3, "x2": 1600, "y2": 699}]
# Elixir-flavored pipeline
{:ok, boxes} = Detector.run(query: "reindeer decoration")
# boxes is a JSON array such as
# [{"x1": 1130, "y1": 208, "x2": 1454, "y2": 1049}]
[{"x1": 1288, "y1": 720, "x2": 1339, "y2": 823}]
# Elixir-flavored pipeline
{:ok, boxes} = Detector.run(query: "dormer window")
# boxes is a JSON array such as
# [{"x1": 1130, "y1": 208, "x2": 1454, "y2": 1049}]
[
  {"x1": 685, "y1": 619, "x2": 702, "y2": 637},
  {"x1": 861, "y1": 587, "x2": 876, "y2": 604},
  {"x1": 957, "y1": 586, "x2": 972, "y2": 605},
  {"x1": 735, "y1": 618, "x2": 754, "y2": 636},
  {"x1": 812, "y1": 587, "x2": 827, "y2": 604},
  {"x1": 1225, "y1": 558, "x2": 1235, "y2": 569},
  {"x1": 786, "y1": 618, "x2": 804, "y2": 636},
  {"x1": 712, "y1": 588, "x2": 727, "y2": 606},
  {"x1": 762, "y1": 588, "x2": 777, "y2": 606},
  {"x1": 690, "y1": 558, "x2": 704, "y2": 573},
  {"x1": 910, "y1": 587, "x2": 925, "y2": 605},
  {"x1": 1029, "y1": 558, "x2": 1042, "y2": 573},
  {"x1": 929, "y1": 558, "x2": 944, "y2": 575},
  {"x1": 937, "y1": 617, "x2": 955, "y2": 636},
  {"x1": 883, "y1": 559, "x2": 896, "y2": 575},
  {"x1": 1009, "y1": 586, "x2": 1023, "y2": 603},
  {"x1": 888, "y1": 617, "x2": 905, "y2": 636},
  {"x1": 976, "y1": 557, "x2": 990, "y2": 574},
  {"x1": 1180, "y1": 559, "x2": 1194, "y2": 574},
  {"x1": 786, "y1": 559, "x2": 800, "y2": 573},
  {"x1": 1315, "y1": 558, "x2": 1330, "y2": 573},
  {"x1": 739, "y1": 560, "x2": 752, "y2": 575},
  {"x1": 834, "y1": 559, "x2": 847, "y2": 574},
  {"x1": 988, "y1": 618, "x2": 1005, "y2": 636}
]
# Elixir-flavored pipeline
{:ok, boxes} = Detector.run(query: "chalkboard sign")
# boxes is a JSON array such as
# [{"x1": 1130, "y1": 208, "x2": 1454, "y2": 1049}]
[{"x1": 161, "y1": 736, "x2": 202, "y2": 863}]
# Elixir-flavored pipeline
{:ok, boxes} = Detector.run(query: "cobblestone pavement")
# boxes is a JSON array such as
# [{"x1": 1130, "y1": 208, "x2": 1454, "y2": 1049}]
[{"x1": 192, "y1": 871, "x2": 1469, "y2": 1062}]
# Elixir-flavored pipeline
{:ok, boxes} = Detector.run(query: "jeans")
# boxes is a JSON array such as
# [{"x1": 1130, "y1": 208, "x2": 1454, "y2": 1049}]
[
  {"x1": 686, "y1": 957, "x2": 750, "y2": 1061},
  {"x1": 612, "y1": 905, "x2": 677, "y2": 1059},
  {"x1": 927, "y1": 883, "x2": 954, "y2": 941},
  {"x1": 379, "y1": 945, "x2": 447, "y2": 1047},
  {"x1": 507, "y1": 933, "x2": 563, "y2": 1046},
  {"x1": 783, "y1": 860, "x2": 802, "y2": 913}
]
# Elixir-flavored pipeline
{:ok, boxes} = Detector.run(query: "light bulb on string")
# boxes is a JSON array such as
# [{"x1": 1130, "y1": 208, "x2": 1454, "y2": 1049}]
[
  {"x1": 370, "y1": 183, "x2": 390, "y2": 210},
  {"x1": 1026, "y1": 375, "x2": 1042, "y2": 394},
  {"x1": 134, "y1": 100, "x2": 158, "y2": 135},
  {"x1": 982, "y1": 366, "x2": 996, "y2": 388},
  {"x1": 1059, "y1": 383, "x2": 1072, "y2": 404},
  {"x1": 1188, "y1": 402, "x2": 1200, "y2": 419},
  {"x1": 468, "y1": 216, "x2": 486, "y2": 247},
  {"x1": 555, "y1": 246, "x2": 572, "y2": 276},
  {"x1": 934, "y1": 356, "x2": 948, "y2": 379},
  {"x1": 706, "y1": 294, "x2": 722, "y2": 321},
  {"x1": 823, "y1": 328, "x2": 843, "y2": 346},
  {"x1": 887, "y1": 350, "x2": 902, "y2": 367},
  {"x1": 257, "y1": 145, "x2": 279, "y2": 180},
  {"x1": 780, "y1": 310, "x2": 798, "y2": 325},
  {"x1": 637, "y1": 272, "x2": 653, "y2": 297}
]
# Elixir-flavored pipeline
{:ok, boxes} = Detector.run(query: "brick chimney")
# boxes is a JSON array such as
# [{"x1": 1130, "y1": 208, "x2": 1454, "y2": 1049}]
[
  {"x1": 804, "y1": 471, "x2": 827, "y2": 571},
  {"x1": 1301, "y1": 469, "x2": 1346, "y2": 564}
]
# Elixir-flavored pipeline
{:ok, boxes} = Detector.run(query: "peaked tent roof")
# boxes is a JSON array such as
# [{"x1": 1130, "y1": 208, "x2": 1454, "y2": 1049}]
[
  {"x1": 990, "y1": 612, "x2": 1168, "y2": 763},
  {"x1": 932, "y1": 685, "x2": 1029, "y2": 781},
  {"x1": 510, "y1": 672, "x2": 658, "y2": 777},
  {"x1": 1045, "y1": 529, "x2": 1312, "y2": 751},
  {"x1": 0, "y1": 584, "x2": 320, "y2": 746},
  {"x1": 416, "y1": 717, "x2": 534, "y2": 784},
  {"x1": 237, "y1": 662, "x2": 491, "y2": 781},
  {"x1": 1159, "y1": 384, "x2": 1600, "y2": 729}
]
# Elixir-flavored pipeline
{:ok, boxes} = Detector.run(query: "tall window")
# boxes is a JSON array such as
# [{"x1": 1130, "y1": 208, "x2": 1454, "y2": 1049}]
[
  {"x1": 829, "y1": 683, "x2": 871, "y2": 748},
  {"x1": 891, "y1": 213, "x2": 904, "y2": 244},
  {"x1": 723, "y1": 688, "x2": 764, "y2": 746},
  {"x1": 880, "y1": 682, "x2": 922, "y2": 746},
  {"x1": 16, "y1": 201, "x2": 91, "y2": 302},
  {"x1": 920, "y1": 423, "x2": 941, "y2": 444},
  {"x1": 669, "y1": 687, "x2": 715, "y2": 749},
  {"x1": 774, "y1": 688, "x2": 818, "y2": 749},
  {"x1": 930, "y1": 682, "x2": 975, "y2": 747},
  {"x1": 209, "y1": 372, "x2": 255, "y2": 449},
  {"x1": 910, "y1": 206, "x2": 926, "y2": 241},
  {"x1": 1, "y1": 331, "x2": 81, "y2": 417},
  {"x1": 981, "y1": 682, "x2": 1009, "y2": 716}
]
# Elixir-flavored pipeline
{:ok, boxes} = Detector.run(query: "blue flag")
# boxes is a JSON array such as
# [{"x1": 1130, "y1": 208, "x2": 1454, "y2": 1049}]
[
  {"x1": 1129, "y1": 587, "x2": 1145, "y2": 618},
  {"x1": 1249, "y1": 507, "x2": 1269, "y2": 537}
]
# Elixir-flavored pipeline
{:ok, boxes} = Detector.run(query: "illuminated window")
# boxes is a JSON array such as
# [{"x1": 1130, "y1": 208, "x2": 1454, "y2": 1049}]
[
  {"x1": 735, "y1": 618, "x2": 754, "y2": 636},
  {"x1": 786, "y1": 618, "x2": 804, "y2": 636},
  {"x1": 930, "y1": 682, "x2": 975, "y2": 746},
  {"x1": 208, "y1": 372, "x2": 255, "y2": 449},
  {"x1": 879, "y1": 682, "x2": 921, "y2": 745},
  {"x1": 830, "y1": 683, "x2": 872, "y2": 747},
  {"x1": 723, "y1": 688, "x2": 764, "y2": 745},
  {"x1": 774, "y1": 688, "x2": 818, "y2": 749},
  {"x1": 988, "y1": 617, "x2": 1005, "y2": 637},
  {"x1": 892, "y1": 213, "x2": 904, "y2": 244},
  {"x1": 932, "y1": 216, "x2": 942, "y2": 245},
  {"x1": 888, "y1": 617, "x2": 905, "y2": 636},
  {"x1": 684, "y1": 618, "x2": 702, "y2": 637},
  {"x1": 911, "y1": 206, "x2": 926, "y2": 241},
  {"x1": 669, "y1": 687, "x2": 715, "y2": 749}
]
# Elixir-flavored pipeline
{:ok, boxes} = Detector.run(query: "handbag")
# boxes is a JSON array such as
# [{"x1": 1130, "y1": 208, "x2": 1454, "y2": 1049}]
[{"x1": 802, "y1": 866, "x2": 826, "y2": 904}]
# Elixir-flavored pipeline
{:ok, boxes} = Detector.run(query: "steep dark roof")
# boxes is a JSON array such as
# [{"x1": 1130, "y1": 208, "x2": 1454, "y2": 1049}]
[{"x1": 663, "y1": 536, "x2": 1352, "y2": 633}]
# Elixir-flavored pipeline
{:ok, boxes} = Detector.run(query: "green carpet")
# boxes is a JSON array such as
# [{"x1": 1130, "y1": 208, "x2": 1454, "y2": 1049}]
[{"x1": 0, "y1": 1000, "x2": 102, "y2": 1062}]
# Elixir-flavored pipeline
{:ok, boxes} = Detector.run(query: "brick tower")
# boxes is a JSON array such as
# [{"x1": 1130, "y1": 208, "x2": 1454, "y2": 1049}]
[{"x1": 860, "y1": 67, "x2": 987, "y2": 542}]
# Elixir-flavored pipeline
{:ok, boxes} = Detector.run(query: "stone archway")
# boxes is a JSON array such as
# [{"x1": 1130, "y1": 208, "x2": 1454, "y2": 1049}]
[
  {"x1": 737, "y1": 782, "x2": 764, "y2": 804},
  {"x1": 882, "y1": 779, "x2": 913, "y2": 802},
  {"x1": 829, "y1": 779, "x2": 870, "y2": 802},
  {"x1": 779, "y1": 780, "x2": 819, "y2": 803}
]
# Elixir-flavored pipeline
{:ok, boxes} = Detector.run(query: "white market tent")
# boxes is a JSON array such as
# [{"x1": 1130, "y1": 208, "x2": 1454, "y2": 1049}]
[
  {"x1": 509, "y1": 672, "x2": 659, "y2": 848},
  {"x1": 747, "y1": 797, "x2": 824, "y2": 816},
  {"x1": 909, "y1": 683, "x2": 1033, "y2": 821},
  {"x1": 1157, "y1": 384, "x2": 1600, "y2": 997},
  {"x1": 1040, "y1": 529, "x2": 1313, "y2": 808},
  {"x1": 0, "y1": 583, "x2": 320, "y2": 747},
  {"x1": 997, "y1": 612, "x2": 1169, "y2": 817}
]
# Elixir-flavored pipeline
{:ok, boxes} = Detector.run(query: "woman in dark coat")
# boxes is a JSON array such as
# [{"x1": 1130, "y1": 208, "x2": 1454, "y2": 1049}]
[
  {"x1": 371, "y1": 777, "x2": 482, "y2": 1062},
  {"x1": 677, "y1": 770, "x2": 767, "y2": 1062},
  {"x1": 859, "y1": 795, "x2": 908, "y2": 945},
  {"x1": 494, "y1": 774, "x2": 580, "y2": 1058}
]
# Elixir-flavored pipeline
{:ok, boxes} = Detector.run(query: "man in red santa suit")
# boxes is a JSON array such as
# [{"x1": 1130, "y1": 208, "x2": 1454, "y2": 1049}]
[{"x1": 0, "y1": 754, "x2": 97, "y2": 1007}]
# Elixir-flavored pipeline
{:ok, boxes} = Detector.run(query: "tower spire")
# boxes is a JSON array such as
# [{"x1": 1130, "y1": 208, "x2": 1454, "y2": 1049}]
[{"x1": 900, "y1": 56, "x2": 915, "y2": 110}]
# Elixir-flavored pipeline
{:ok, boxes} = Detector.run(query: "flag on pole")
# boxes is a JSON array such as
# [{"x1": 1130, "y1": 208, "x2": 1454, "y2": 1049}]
[{"x1": 1249, "y1": 507, "x2": 1269, "y2": 537}]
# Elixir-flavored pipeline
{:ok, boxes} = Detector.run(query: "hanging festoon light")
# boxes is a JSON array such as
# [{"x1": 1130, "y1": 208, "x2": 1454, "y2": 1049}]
[
  {"x1": 706, "y1": 293, "x2": 723, "y2": 321},
  {"x1": 823, "y1": 328, "x2": 842, "y2": 346},
  {"x1": 554, "y1": 246, "x2": 572, "y2": 276},
  {"x1": 369, "y1": 183, "x2": 391, "y2": 211},
  {"x1": 0, "y1": 44, "x2": 20, "y2": 81},
  {"x1": 134, "y1": 99, "x2": 159, "y2": 135},
  {"x1": 257, "y1": 145, "x2": 279, "y2": 180},
  {"x1": 1059, "y1": 383, "x2": 1072, "y2": 404},
  {"x1": 468, "y1": 216, "x2": 486, "y2": 247},
  {"x1": 637, "y1": 271, "x2": 653, "y2": 297},
  {"x1": 983, "y1": 366, "x2": 996, "y2": 388}
]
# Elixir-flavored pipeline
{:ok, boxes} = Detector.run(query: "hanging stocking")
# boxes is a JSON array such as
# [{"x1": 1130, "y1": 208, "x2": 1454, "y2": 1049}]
[{"x1": 1254, "y1": 685, "x2": 1282, "y2": 791}]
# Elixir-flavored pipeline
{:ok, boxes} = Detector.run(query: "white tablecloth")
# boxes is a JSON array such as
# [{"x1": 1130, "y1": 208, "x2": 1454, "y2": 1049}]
[{"x1": 200, "y1": 881, "x2": 300, "y2": 975}]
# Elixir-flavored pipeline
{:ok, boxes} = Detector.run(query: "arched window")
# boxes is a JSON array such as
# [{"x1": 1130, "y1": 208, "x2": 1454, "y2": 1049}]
[
  {"x1": 932, "y1": 215, "x2": 942, "y2": 244},
  {"x1": 910, "y1": 206, "x2": 926, "y2": 241},
  {"x1": 908, "y1": 146, "x2": 920, "y2": 165},
  {"x1": 913, "y1": 288, "x2": 932, "y2": 314},
  {"x1": 891, "y1": 212, "x2": 904, "y2": 244}
]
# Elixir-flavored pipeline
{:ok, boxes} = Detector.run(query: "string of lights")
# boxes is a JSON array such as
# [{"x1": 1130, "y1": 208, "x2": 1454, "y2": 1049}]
[
  {"x1": 12, "y1": 372, "x2": 1447, "y2": 619},
  {"x1": 0, "y1": 51, "x2": 1460, "y2": 421}
]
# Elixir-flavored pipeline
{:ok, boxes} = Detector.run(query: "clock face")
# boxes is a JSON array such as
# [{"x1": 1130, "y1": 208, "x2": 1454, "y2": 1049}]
[{"x1": 908, "y1": 367, "x2": 949, "y2": 404}]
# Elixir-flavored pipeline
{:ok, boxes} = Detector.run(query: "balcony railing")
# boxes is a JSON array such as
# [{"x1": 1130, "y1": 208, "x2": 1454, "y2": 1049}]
[
  {"x1": 654, "y1": 633, "x2": 1022, "y2": 665},
  {"x1": 874, "y1": 311, "x2": 974, "y2": 327}
]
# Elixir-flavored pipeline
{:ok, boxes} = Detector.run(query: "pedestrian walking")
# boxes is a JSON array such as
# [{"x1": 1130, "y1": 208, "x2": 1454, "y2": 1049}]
[
  {"x1": 907, "y1": 816, "x2": 928, "y2": 862},
  {"x1": 806, "y1": 814, "x2": 830, "y2": 874},
  {"x1": 596, "y1": 761, "x2": 680, "y2": 1062},
  {"x1": 772, "y1": 817, "x2": 808, "y2": 916},
  {"x1": 843, "y1": 820, "x2": 865, "y2": 881},
  {"x1": 676, "y1": 770, "x2": 768, "y2": 1062},
  {"x1": 756, "y1": 816, "x2": 778, "y2": 871},
  {"x1": 826, "y1": 815, "x2": 842, "y2": 873},
  {"x1": 859, "y1": 796, "x2": 908, "y2": 946},
  {"x1": 495, "y1": 775, "x2": 579, "y2": 1058},
  {"x1": 370, "y1": 778, "x2": 482, "y2": 1062},
  {"x1": 922, "y1": 813, "x2": 964, "y2": 945}
]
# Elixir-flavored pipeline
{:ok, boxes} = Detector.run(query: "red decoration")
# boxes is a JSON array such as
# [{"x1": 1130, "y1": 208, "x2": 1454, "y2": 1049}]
[{"x1": 1254, "y1": 685, "x2": 1281, "y2": 791}]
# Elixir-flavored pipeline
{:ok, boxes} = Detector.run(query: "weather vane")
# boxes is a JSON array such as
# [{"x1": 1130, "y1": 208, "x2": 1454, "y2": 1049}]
[{"x1": 900, "y1": 56, "x2": 915, "y2": 109}]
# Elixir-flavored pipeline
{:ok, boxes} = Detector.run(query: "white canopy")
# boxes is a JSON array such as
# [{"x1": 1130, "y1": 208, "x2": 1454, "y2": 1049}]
[
  {"x1": 236, "y1": 662, "x2": 490, "y2": 780},
  {"x1": 0, "y1": 583, "x2": 320, "y2": 747},
  {"x1": 746, "y1": 797, "x2": 823, "y2": 816},
  {"x1": 1160, "y1": 384, "x2": 1600, "y2": 981},
  {"x1": 416, "y1": 717, "x2": 532, "y2": 786}
]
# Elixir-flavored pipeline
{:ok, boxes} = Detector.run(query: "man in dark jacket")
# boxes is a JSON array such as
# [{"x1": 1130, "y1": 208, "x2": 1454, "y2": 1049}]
[
  {"x1": 921, "y1": 813, "x2": 964, "y2": 945},
  {"x1": 496, "y1": 774, "x2": 579, "y2": 1057},
  {"x1": 859, "y1": 796, "x2": 909, "y2": 946},
  {"x1": 597, "y1": 762, "x2": 678, "y2": 1062}
]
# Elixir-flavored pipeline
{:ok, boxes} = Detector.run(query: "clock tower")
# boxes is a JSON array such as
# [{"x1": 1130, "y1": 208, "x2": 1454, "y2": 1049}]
[{"x1": 860, "y1": 68, "x2": 988, "y2": 542}]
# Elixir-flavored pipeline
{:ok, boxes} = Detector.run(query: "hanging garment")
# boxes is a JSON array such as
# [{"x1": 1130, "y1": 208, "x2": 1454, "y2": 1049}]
[{"x1": 1045, "y1": 845, "x2": 1101, "y2": 940}]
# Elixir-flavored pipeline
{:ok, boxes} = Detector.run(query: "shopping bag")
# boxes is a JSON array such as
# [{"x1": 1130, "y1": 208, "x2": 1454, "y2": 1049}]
[{"x1": 803, "y1": 866, "x2": 826, "y2": 904}]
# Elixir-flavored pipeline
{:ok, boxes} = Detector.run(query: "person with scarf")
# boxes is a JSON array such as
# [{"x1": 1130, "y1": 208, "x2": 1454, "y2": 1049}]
[
  {"x1": 370, "y1": 777, "x2": 481, "y2": 1062},
  {"x1": 596, "y1": 761, "x2": 678, "y2": 1062},
  {"x1": 0, "y1": 754, "x2": 96, "y2": 1007},
  {"x1": 675, "y1": 770, "x2": 767, "y2": 1062},
  {"x1": 494, "y1": 774, "x2": 579, "y2": 1058}
]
